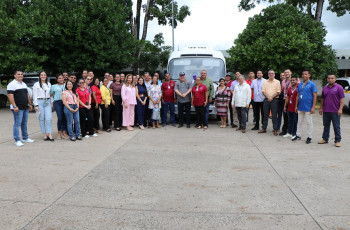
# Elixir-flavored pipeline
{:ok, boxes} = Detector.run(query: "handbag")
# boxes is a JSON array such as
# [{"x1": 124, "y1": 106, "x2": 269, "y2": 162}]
[{"x1": 151, "y1": 108, "x2": 161, "y2": 120}]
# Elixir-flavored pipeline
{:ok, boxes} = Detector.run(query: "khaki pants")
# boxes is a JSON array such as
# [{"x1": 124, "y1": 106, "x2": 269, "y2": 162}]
[{"x1": 296, "y1": 111, "x2": 313, "y2": 138}]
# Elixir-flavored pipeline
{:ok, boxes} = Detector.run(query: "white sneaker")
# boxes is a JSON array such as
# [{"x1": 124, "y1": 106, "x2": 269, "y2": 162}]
[
  {"x1": 22, "y1": 138, "x2": 35, "y2": 143},
  {"x1": 291, "y1": 135, "x2": 296, "y2": 139},
  {"x1": 283, "y1": 133, "x2": 292, "y2": 138},
  {"x1": 84, "y1": 135, "x2": 90, "y2": 139},
  {"x1": 14, "y1": 141, "x2": 24, "y2": 147},
  {"x1": 92, "y1": 134, "x2": 98, "y2": 137}
]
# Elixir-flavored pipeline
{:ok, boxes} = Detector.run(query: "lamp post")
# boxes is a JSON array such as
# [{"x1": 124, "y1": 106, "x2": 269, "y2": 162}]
[{"x1": 171, "y1": 0, "x2": 175, "y2": 51}]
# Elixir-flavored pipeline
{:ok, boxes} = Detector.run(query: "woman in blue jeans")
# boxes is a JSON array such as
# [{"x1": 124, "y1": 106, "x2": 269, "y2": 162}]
[
  {"x1": 50, "y1": 74, "x2": 69, "y2": 140},
  {"x1": 62, "y1": 80, "x2": 81, "y2": 141},
  {"x1": 33, "y1": 71, "x2": 54, "y2": 141}
]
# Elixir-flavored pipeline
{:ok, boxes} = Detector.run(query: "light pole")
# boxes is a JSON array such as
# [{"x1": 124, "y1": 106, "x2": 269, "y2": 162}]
[{"x1": 171, "y1": 0, "x2": 175, "y2": 51}]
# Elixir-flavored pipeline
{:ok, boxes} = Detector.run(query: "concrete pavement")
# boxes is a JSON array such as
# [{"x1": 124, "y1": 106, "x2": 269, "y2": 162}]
[{"x1": 0, "y1": 108, "x2": 349, "y2": 229}]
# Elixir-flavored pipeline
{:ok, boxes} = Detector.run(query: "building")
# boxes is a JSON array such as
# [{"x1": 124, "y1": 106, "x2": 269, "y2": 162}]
[{"x1": 335, "y1": 49, "x2": 350, "y2": 77}]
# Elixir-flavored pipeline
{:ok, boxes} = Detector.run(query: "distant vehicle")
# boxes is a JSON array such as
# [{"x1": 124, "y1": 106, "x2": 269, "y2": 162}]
[
  {"x1": 0, "y1": 87, "x2": 7, "y2": 108},
  {"x1": 336, "y1": 77, "x2": 350, "y2": 112},
  {"x1": 167, "y1": 47, "x2": 226, "y2": 116},
  {"x1": 23, "y1": 76, "x2": 56, "y2": 99}
]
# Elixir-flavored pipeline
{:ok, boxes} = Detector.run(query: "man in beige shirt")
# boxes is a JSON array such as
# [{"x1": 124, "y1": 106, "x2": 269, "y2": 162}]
[{"x1": 259, "y1": 69, "x2": 281, "y2": 135}]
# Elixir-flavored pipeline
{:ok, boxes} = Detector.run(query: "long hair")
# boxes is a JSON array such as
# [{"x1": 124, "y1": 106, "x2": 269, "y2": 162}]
[
  {"x1": 124, "y1": 74, "x2": 134, "y2": 87},
  {"x1": 38, "y1": 71, "x2": 48, "y2": 89},
  {"x1": 137, "y1": 77, "x2": 148, "y2": 97},
  {"x1": 65, "y1": 80, "x2": 77, "y2": 95}
]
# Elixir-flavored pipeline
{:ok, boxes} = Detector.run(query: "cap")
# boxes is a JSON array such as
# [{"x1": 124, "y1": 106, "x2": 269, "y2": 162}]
[
  {"x1": 225, "y1": 72, "x2": 232, "y2": 77},
  {"x1": 179, "y1": 72, "x2": 185, "y2": 76}
]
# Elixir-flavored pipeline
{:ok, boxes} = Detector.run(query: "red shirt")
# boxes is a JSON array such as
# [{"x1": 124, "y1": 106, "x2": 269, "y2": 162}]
[
  {"x1": 161, "y1": 80, "x2": 176, "y2": 102},
  {"x1": 246, "y1": 79, "x2": 254, "y2": 100},
  {"x1": 192, "y1": 84, "x2": 207, "y2": 106},
  {"x1": 76, "y1": 87, "x2": 90, "y2": 108},
  {"x1": 91, "y1": 85, "x2": 102, "y2": 104},
  {"x1": 286, "y1": 84, "x2": 299, "y2": 112},
  {"x1": 225, "y1": 80, "x2": 233, "y2": 88}
]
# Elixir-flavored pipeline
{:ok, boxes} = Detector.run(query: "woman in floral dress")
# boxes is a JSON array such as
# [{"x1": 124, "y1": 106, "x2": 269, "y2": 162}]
[
  {"x1": 215, "y1": 78, "x2": 232, "y2": 128},
  {"x1": 148, "y1": 75, "x2": 162, "y2": 128}
]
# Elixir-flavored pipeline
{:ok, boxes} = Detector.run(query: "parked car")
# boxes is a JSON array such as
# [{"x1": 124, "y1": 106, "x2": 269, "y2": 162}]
[
  {"x1": 335, "y1": 77, "x2": 350, "y2": 112},
  {"x1": 23, "y1": 76, "x2": 56, "y2": 99},
  {"x1": 0, "y1": 87, "x2": 7, "y2": 108}
]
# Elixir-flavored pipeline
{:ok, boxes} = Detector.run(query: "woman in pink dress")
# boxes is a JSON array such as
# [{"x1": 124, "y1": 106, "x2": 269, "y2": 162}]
[{"x1": 121, "y1": 74, "x2": 137, "y2": 131}]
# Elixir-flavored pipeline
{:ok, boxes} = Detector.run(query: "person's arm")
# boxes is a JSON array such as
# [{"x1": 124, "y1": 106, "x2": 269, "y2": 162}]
[
  {"x1": 136, "y1": 87, "x2": 142, "y2": 102},
  {"x1": 338, "y1": 97, "x2": 345, "y2": 116},
  {"x1": 92, "y1": 89, "x2": 98, "y2": 109},
  {"x1": 271, "y1": 82, "x2": 281, "y2": 99},
  {"x1": 231, "y1": 88, "x2": 235, "y2": 108},
  {"x1": 284, "y1": 94, "x2": 290, "y2": 113},
  {"x1": 121, "y1": 85, "x2": 128, "y2": 108},
  {"x1": 7, "y1": 94, "x2": 19, "y2": 112},
  {"x1": 295, "y1": 93, "x2": 299, "y2": 113},
  {"x1": 101, "y1": 87, "x2": 108, "y2": 108},
  {"x1": 191, "y1": 89, "x2": 194, "y2": 106},
  {"x1": 209, "y1": 81, "x2": 214, "y2": 103},
  {"x1": 246, "y1": 86, "x2": 251, "y2": 108},
  {"x1": 310, "y1": 92, "x2": 317, "y2": 114},
  {"x1": 204, "y1": 91, "x2": 208, "y2": 107},
  {"x1": 32, "y1": 83, "x2": 39, "y2": 111},
  {"x1": 261, "y1": 82, "x2": 268, "y2": 100},
  {"x1": 319, "y1": 97, "x2": 324, "y2": 115}
]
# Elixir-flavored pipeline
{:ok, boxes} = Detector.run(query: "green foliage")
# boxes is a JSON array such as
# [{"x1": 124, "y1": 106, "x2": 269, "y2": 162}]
[
  {"x1": 327, "y1": 0, "x2": 350, "y2": 16},
  {"x1": 139, "y1": 33, "x2": 171, "y2": 73},
  {"x1": 227, "y1": 4, "x2": 338, "y2": 83}
]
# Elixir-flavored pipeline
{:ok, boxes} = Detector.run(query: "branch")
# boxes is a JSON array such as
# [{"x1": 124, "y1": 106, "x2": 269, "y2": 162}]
[{"x1": 141, "y1": 0, "x2": 155, "y2": 41}]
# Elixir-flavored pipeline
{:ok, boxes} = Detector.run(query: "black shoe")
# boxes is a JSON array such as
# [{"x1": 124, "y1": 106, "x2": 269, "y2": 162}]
[
  {"x1": 70, "y1": 138, "x2": 76, "y2": 142},
  {"x1": 76, "y1": 137, "x2": 82, "y2": 141},
  {"x1": 251, "y1": 126, "x2": 259, "y2": 130},
  {"x1": 306, "y1": 137, "x2": 312, "y2": 144},
  {"x1": 292, "y1": 136, "x2": 301, "y2": 141},
  {"x1": 48, "y1": 137, "x2": 54, "y2": 142},
  {"x1": 162, "y1": 124, "x2": 166, "y2": 127},
  {"x1": 171, "y1": 123, "x2": 176, "y2": 127},
  {"x1": 187, "y1": 125, "x2": 191, "y2": 128},
  {"x1": 279, "y1": 132, "x2": 286, "y2": 136},
  {"x1": 178, "y1": 125, "x2": 183, "y2": 128},
  {"x1": 232, "y1": 124, "x2": 238, "y2": 128}
]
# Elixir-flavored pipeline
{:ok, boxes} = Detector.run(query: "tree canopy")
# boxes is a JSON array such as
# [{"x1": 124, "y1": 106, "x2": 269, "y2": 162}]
[
  {"x1": 227, "y1": 4, "x2": 338, "y2": 83},
  {"x1": 238, "y1": 0, "x2": 350, "y2": 22}
]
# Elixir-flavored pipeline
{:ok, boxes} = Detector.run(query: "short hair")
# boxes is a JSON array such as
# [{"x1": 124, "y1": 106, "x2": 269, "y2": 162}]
[
  {"x1": 69, "y1": 73, "x2": 76, "y2": 77},
  {"x1": 302, "y1": 69, "x2": 310, "y2": 74},
  {"x1": 14, "y1": 70, "x2": 23, "y2": 75},
  {"x1": 257, "y1": 69, "x2": 263, "y2": 73},
  {"x1": 268, "y1": 69, "x2": 275, "y2": 73},
  {"x1": 284, "y1": 68, "x2": 291, "y2": 72},
  {"x1": 328, "y1": 74, "x2": 337, "y2": 78},
  {"x1": 56, "y1": 73, "x2": 63, "y2": 79},
  {"x1": 82, "y1": 69, "x2": 88, "y2": 73},
  {"x1": 291, "y1": 75, "x2": 297, "y2": 80}
]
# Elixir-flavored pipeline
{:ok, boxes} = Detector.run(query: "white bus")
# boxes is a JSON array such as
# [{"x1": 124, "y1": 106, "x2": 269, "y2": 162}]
[{"x1": 167, "y1": 47, "x2": 226, "y2": 116}]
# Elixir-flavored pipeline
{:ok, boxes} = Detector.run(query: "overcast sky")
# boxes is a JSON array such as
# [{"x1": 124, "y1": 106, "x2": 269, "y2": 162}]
[{"x1": 138, "y1": 0, "x2": 350, "y2": 51}]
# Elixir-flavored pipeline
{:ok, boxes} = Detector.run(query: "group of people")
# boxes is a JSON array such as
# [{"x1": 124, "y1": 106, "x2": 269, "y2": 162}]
[{"x1": 7, "y1": 68, "x2": 344, "y2": 147}]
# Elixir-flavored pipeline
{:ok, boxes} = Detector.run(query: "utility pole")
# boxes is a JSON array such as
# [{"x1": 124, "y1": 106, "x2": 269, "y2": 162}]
[{"x1": 171, "y1": 0, "x2": 175, "y2": 51}]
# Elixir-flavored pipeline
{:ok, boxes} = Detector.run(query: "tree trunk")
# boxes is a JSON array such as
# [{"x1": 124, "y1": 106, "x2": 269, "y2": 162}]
[
  {"x1": 307, "y1": 2, "x2": 315, "y2": 19},
  {"x1": 315, "y1": 0, "x2": 325, "y2": 22},
  {"x1": 135, "y1": 0, "x2": 142, "y2": 40}
]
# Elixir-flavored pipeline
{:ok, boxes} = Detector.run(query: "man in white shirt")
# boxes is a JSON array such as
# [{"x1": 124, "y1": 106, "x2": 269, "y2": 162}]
[
  {"x1": 7, "y1": 70, "x2": 35, "y2": 146},
  {"x1": 232, "y1": 75, "x2": 251, "y2": 133}
]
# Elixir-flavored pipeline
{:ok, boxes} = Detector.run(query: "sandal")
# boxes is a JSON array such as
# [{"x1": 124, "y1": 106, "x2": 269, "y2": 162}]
[
  {"x1": 203, "y1": 126, "x2": 208, "y2": 129},
  {"x1": 197, "y1": 126, "x2": 202, "y2": 129},
  {"x1": 106, "y1": 129, "x2": 111, "y2": 132}
]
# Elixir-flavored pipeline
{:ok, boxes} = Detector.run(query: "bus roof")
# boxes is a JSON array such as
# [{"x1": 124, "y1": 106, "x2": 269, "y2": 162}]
[{"x1": 169, "y1": 47, "x2": 225, "y2": 61}]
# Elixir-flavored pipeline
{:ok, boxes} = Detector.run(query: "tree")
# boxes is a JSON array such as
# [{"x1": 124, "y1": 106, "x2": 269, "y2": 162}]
[
  {"x1": 238, "y1": 0, "x2": 350, "y2": 22},
  {"x1": 0, "y1": 0, "x2": 46, "y2": 75},
  {"x1": 227, "y1": 4, "x2": 338, "y2": 83},
  {"x1": 130, "y1": 0, "x2": 191, "y2": 74},
  {"x1": 139, "y1": 33, "x2": 172, "y2": 73}
]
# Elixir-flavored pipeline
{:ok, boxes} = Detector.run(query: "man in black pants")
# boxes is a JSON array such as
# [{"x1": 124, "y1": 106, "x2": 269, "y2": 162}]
[
  {"x1": 175, "y1": 72, "x2": 192, "y2": 128},
  {"x1": 251, "y1": 70, "x2": 266, "y2": 130}
]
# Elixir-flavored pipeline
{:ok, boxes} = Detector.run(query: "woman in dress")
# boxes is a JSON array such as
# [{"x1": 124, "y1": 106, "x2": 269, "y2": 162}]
[
  {"x1": 62, "y1": 80, "x2": 81, "y2": 141},
  {"x1": 110, "y1": 74, "x2": 123, "y2": 131},
  {"x1": 91, "y1": 78, "x2": 102, "y2": 133},
  {"x1": 50, "y1": 74, "x2": 69, "y2": 139},
  {"x1": 100, "y1": 77, "x2": 113, "y2": 132},
  {"x1": 148, "y1": 76, "x2": 162, "y2": 129},
  {"x1": 136, "y1": 77, "x2": 148, "y2": 130},
  {"x1": 33, "y1": 71, "x2": 54, "y2": 141},
  {"x1": 215, "y1": 78, "x2": 232, "y2": 128},
  {"x1": 121, "y1": 74, "x2": 137, "y2": 131}
]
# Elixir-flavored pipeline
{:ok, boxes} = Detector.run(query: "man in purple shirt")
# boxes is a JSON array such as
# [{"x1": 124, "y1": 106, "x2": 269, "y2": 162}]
[{"x1": 318, "y1": 74, "x2": 345, "y2": 147}]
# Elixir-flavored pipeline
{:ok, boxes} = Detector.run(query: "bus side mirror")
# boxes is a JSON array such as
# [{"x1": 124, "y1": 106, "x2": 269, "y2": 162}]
[{"x1": 345, "y1": 86, "x2": 349, "y2": 91}]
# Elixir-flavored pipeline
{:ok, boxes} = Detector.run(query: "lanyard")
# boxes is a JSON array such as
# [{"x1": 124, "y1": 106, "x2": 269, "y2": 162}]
[
  {"x1": 300, "y1": 81, "x2": 309, "y2": 96},
  {"x1": 68, "y1": 90, "x2": 76, "y2": 104}
]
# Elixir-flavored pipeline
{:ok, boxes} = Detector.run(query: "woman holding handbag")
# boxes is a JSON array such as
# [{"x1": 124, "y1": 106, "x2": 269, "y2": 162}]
[{"x1": 148, "y1": 76, "x2": 162, "y2": 129}]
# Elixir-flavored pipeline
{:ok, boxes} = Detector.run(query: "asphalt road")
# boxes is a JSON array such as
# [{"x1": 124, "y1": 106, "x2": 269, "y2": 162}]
[{"x1": 0, "y1": 108, "x2": 349, "y2": 230}]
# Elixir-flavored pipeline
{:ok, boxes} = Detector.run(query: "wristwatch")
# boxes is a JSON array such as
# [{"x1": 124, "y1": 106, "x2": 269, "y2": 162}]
[{"x1": 13, "y1": 105, "x2": 17, "y2": 108}]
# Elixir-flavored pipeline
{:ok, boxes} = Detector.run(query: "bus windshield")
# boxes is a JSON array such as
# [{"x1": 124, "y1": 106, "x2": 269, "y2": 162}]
[{"x1": 168, "y1": 57, "x2": 225, "y2": 82}]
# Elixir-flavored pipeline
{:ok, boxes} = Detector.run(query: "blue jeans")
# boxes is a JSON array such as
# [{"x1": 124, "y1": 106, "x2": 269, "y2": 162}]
[
  {"x1": 12, "y1": 109, "x2": 29, "y2": 142},
  {"x1": 64, "y1": 105, "x2": 81, "y2": 138},
  {"x1": 54, "y1": 100, "x2": 66, "y2": 131},
  {"x1": 162, "y1": 101, "x2": 175, "y2": 124},
  {"x1": 322, "y1": 112, "x2": 341, "y2": 142},
  {"x1": 287, "y1": 111, "x2": 298, "y2": 136},
  {"x1": 37, "y1": 99, "x2": 52, "y2": 134},
  {"x1": 204, "y1": 102, "x2": 210, "y2": 125}
]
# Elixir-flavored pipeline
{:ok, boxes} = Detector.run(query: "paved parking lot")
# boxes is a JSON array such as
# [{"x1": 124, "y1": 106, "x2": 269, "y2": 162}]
[{"x1": 0, "y1": 108, "x2": 349, "y2": 229}]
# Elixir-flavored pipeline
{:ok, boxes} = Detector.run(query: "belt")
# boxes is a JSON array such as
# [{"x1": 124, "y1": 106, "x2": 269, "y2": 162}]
[{"x1": 38, "y1": 98, "x2": 50, "y2": 100}]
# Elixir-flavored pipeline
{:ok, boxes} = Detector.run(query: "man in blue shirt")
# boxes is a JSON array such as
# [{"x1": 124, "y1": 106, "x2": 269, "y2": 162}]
[
  {"x1": 251, "y1": 70, "x2": 266, "y2": 130},
  {"x1": 293, "y1": 70, "x2": 317, "y2": 144}
]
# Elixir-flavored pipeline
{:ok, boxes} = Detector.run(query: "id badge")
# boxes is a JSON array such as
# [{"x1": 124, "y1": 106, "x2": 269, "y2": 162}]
[
  {"x1": 300, "y1": 95, "x2": 303, "y2": 99},
  {"x1": 196, "y1": 87, "x2": 199, "y2": 91},
  {"x1": 257, "y1": 92, "x2": 259, "y2": 95},
  {"x1": 290, "y1": 100, "x2": 292, "y2": 104},
  {"x1": 168, "y1": 85, "x2": 170, "y2": 89}
]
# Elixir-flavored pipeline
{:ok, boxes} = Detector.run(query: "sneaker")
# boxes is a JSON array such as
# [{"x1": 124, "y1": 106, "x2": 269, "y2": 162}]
[
  {"x1": 335, "y1": 142, "x2": 341, "y2": 147},
  {"x1": 306, "y1": 137, "x2": 312, "y2": 144},
  {"x1": 92, "y1": 134, "x2": 98, "y2": 137},
  {"x1": 139, "y1": 125, "x2": 145, "y2": 130},
  {"x1": 14, "y1": 141, "x2": 24, "y2": 147},
  {"x1": 318, "y1": 140, "x2": 328, "y2": 144},
  {"x1": 283, "y1": 133, "x2": 292, "y2": 138},
  {"x1": 22, "y1": 138, "x2": 35, "y2": 143},
  {"x1": 292, "y1": 136, "x2": 301, "y2": 141},
  {"x1": 84, "y1": 135, "x2": 90, "y2": 139}
]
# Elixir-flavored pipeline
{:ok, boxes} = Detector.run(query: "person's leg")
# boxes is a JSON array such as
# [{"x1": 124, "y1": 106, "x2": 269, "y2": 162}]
[
  {"x1": 117, "y1": 95, "x2": 123, "y2": 128},
  {"x1": 229, "y1": 104, "x2": 233, "y2": 125},
  {"x1": 136, "y1": 102, "x2": 142, "y2": 125},
  {"x1": 44, "y1": 102, "x2": 53, "y2": 134},
  {"x1": 201, "y1": 106, "x2": 207, "y2": 127},
  {"x1": 252, "y1": 101, "x2": 259, "y2": 128},
  {"x1": 54, "y1": 101, "x2": 62, "y2": 131},
  {"x1": 38, "y1": 100, "x2": 46, "y2": 134},
  {"x1": 260, "y1": 102, "x2": 264, "y2": 127},
  {"x1": 195, "y1": 106, "x2": 200, "y2": 127},
  {"x1": 333, "y1": 113, "x2": 341, "y2": 143},
  {"x1": 100, "y1": 105, "x2": 106, "y2": 130},
  {"x1": 87, "y1": 109, "x2": 95, "y2": 134},
  {"x1": 169, "y1": 102, "x2": 175, "y2": 124},
  {"x1": 287, "y1": 111, "x2": 293, "y2": 135},
  {"x1": 271, "y1": 99, "x2": 279, "y2": 131},
  {"x1": 73, "y1": 109, "x2": 81, "y2": 137},
  {"x1": 185, "y1": 102, "x2": 191, "y2": 126},
  {"x1": 262, "y1": 100, "x2": 270, "y2": 130},
  {"x1": 233, "y1": 106, "x2": 238, "y2": 125},
  {"x1": 130, "y1": 104, "x2": 135, "y2": 126},
  {"x1": 236, "y1": 107, "x2": 242, "y2": 128},
  {"x1": 64, "y1": 107, "x2": 74, "y2": 138},
  {"x1": 305, "y1": 112, "x2": 313, "y2": 138},
  {"x1": 204, "y1": 103, "x2": 209, "y2": 126},
  {"x1": 277, "y1": 99, "x2": 284, "y2": 130},
  {"x1": 21, "y1": 109, "x2": 29, "y2": 140},
  {"x1": 79, "y1": 108, "x2": 87, "y2": 136},
  {"x1": 321, "y1": 112, "x2": 331, "y2": 142},
  {"x1": 241, "y1": 107, "x2": 247, "y2": 129},
  {"x1": 282, "y1": 110, "x2": 289, "y2": 134},
  {"x1": 163, "y1": 101, "x2": 169, "y2": 125},
  {"x1": 296, "y1": 111, "x2": 305, "y2": 138},
  {"x1": 12, "y1": 109, "x2": 22, "y2": 142},
  {"x1": 178, "y1": 102, "x2": 184, "y2": 126},
  {"x1": 251, "y1": 100, "x2": 256, "y2": 123}
]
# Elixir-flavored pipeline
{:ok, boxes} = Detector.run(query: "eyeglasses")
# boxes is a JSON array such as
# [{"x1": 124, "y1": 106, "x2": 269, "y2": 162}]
[
  {"x1": 86, "y1": 78, "x2": 92, "y2": 80},
  {"x1": 79, "y1": 82, "x2": 84, "y2": 84}
]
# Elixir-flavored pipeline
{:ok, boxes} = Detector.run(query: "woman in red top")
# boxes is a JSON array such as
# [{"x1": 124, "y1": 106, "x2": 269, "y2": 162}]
[
  {"x1": 76, "y1": 78, "x2": 96, "y2": 138},
  {"x1": 191, "y1": 77, "x2": 208, "y2": 129},
  {"x1": 91, "y1": 78, "x2": 102, "y2": 133}
]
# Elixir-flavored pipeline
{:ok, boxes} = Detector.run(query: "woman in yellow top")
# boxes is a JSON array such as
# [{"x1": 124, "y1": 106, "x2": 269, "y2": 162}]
[{"x1": 100, "y1": 77, "x2": 114, "y2": 132}]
